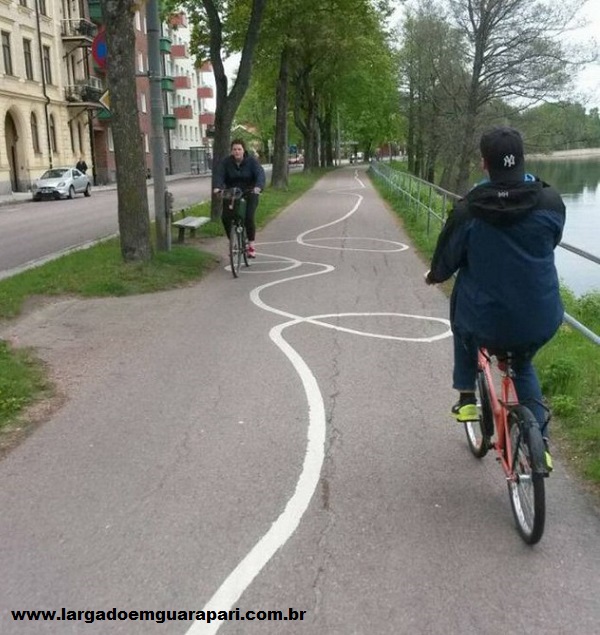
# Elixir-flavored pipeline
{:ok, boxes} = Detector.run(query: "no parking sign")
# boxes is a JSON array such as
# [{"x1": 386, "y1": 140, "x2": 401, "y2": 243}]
[{"x1": 92, "y1": 29, "x2": 107, "y2": 69}]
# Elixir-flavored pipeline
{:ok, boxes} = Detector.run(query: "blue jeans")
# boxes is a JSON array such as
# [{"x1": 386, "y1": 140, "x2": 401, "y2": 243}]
[{"x1": 453, "y1": 331, "x2": 547, "y2": 432}]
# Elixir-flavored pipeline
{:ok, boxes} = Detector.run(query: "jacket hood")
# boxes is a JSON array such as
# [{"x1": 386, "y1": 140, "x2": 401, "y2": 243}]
[{"x1": 466, "y1": 178, "x2": 545, "y2": 227}]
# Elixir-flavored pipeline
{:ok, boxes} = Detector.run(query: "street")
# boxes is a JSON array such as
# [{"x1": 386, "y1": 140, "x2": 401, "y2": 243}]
[
  {"x1": 0, "y1": 175, "x2": 213, "y2": 276},
  {"x1": 0, "y1": 166, "x2": 599, "y2": 634}
]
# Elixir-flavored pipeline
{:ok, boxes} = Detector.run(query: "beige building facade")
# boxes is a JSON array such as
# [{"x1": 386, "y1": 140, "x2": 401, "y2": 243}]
[
  {"x1": 0, "y1": 0, "x2": 96, "y2": 195},
  {"x1": 1, "y1": 2, "x2": 217, "y2": 194}
]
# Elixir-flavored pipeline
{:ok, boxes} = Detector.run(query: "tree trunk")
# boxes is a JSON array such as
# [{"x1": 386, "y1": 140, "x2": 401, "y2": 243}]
[
  {"x1": 204, "y1": 0, "x2": 267, "y2": 220},
  {"x1": 101, "y1": 0, "x2": 151, "y2": 262},
  {"x1": 271, "y1": 46, "x2": 290, "y2": 189}
]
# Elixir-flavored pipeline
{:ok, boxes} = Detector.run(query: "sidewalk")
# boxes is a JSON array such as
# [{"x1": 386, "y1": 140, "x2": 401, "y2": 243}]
[{"x1": 0, "y1": 171, "x2": 210, "y2": 207}]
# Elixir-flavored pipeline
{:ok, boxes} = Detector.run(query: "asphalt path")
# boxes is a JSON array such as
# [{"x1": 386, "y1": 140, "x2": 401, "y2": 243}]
[{"x1": 0, "y1": 166, "x2": 599, "y2": 634}]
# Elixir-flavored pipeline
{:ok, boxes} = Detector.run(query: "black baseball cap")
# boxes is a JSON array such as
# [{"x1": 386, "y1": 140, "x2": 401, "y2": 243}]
[{"x1": 480, "y1": 126, "x2": 525, "y2": 183}]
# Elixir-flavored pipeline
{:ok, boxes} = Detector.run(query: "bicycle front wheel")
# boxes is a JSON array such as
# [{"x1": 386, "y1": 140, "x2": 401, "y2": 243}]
[
  {"x1": 464, "y1": 370, "x2": 492, "y2": 458},
  {"x1": 507, "y1": 405, "x2": 546, "y2": 544},
  {"x1": 229, "y1": 224, "x2": 241, "y2": 278}
]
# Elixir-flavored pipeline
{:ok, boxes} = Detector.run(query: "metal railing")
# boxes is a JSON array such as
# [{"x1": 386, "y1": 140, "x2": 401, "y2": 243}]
[{"x1": 369, "y1": 161, "x2": 600, "y2": 346}]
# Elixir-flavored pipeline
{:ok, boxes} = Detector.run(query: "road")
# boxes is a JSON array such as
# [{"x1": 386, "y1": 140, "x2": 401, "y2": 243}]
[
  {"x1": 0, "y1": 166, "x2": 599, "y2": 634},
  {"x1": 0, "y1": 176, "x2": 213, "y2": 276}
]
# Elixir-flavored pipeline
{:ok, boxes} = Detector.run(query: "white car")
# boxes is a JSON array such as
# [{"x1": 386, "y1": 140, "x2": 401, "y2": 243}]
[{"x1": 31, "y1": 167, "x2": 92, "y2": 201}]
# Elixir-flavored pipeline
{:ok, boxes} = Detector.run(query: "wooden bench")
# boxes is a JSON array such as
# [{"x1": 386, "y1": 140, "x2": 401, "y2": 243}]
[{"x1": 172, "y1": 212, "x2": 210, "y2": 243}]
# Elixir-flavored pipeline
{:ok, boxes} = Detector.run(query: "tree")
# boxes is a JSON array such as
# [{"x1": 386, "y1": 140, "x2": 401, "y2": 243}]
[
  {"x1": 100, "y1": 0, "x2": 152, "y2": 262},
  {"x1": 399, "y1": 2, "x2": 467, "y2": 184},
  {"x1": 177, "y1": 0, "x2": 267, "y2": 220},
  {"x1": 447, "y1": 0, "x2": 592, "y2": 193}
]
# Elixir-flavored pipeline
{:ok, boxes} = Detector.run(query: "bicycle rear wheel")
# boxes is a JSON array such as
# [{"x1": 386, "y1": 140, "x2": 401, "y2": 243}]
[
  {"x1": 507, "y1": 405, "x2": 546, "y2": 544},
  {"x1": 464, "y1": 370, "x2": 492, "y2": 458},
  {"x1": 229, "y1": 224, "x2": 241, "y2": 278}
]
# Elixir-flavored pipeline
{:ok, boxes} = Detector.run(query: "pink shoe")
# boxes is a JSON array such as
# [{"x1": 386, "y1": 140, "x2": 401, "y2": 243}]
[{"x1": 247, "y1": 245, "x2": 256, "y2": 258}]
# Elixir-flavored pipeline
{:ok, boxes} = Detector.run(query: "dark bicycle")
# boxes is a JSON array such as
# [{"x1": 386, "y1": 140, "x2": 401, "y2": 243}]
[{"x1": 219, "y1": 187, "x2": 250, "y2": 278}]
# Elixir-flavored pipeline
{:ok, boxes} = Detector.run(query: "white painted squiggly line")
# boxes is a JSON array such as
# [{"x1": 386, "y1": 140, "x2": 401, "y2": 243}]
[{"x1": 187, "y1": 171, "x2": 450, "y2": 634}]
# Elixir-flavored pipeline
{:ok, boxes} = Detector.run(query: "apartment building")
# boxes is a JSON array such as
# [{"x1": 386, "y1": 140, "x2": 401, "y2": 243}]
[
  {"x1": 0, "y1": 1, "x2": 216, "y2": 193},
  {"x1": 0, "y1": 0, "x2": 97, "y2": 194},
  {"x1": 162, "y1": 11, "x2": 214, "y2": 176}
]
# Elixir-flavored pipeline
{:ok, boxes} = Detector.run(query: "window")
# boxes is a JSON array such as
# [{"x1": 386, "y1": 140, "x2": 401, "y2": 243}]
[
  {"x1": 23, "y1": 39, "x2": 33, "y2": 80},
  {"x1": 135, "y1": 11, "x2": 141, "y2": 31},
  {"x1": 31, "y1": 113, "x2": 40, "y2": 153},
  {"x1": 140, "y1": 92, "x2": 146, "y2": 113},
  {"x1": 49, "y1": 114, "x2": 57, "y2": 153},
  {"x1": 78, "y1": 122, "x2": 83, "y2": 153},
  {"x1": 42, "y1": 45, "x2": 52, "y2": 84},
  {"x1": 108, "y1": 127, "x2": 114, "y2": 152},
  {"x1": 37, "y1": 0, "x2": 47, "y2": 16},
  {"x1": 19, "y1": 0, "x2": 28, "y2": 7},
  {"x1": 1, "y1": 32, "x2": 13, "y2": 76},
  {"x1": 144, "y1": 133, "x2": 149, "y2": 153},
  {"x1": 69, "y1": 121, "x2": 76, "y2": 153},
  {"x1": 138, "y1": 52, "x2": 144, "y2": 73}
]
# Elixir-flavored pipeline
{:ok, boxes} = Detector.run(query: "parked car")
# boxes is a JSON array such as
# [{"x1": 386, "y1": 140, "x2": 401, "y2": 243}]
[{"x1": 31, "y1": 167, "x2": 92, "y2": 201}]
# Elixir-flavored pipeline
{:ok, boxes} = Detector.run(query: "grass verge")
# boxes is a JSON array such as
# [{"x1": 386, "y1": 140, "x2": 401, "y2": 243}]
[
  {"x1": 370, "y1": 167, "x2": 600, "y2": 492},
  {"x1": 0, "y1": 168, "x2": 329, "y2": 437}
]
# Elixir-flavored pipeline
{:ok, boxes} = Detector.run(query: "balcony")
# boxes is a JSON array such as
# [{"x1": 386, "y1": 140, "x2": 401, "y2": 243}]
[
  {"x1": 199, "y1": 112, "x2": 215, "y2": 126},
  {"x1": 160, "y1": 36, "x2": 172, "y2": 54},
  {"x1": 174, "y1": 75, "x2": 191, "y2": 90},
  {"x1": 198, "y1": 61, "x2": 213, "y2": 73},
  {"x1": 61, "y1": 18, "x2": 97, "y2": 47},
  {"x1": 97, "y1": 108, "x2": 111, "y2": 121},
  {"x1": 163, "y1": 114, "x2": 177, "y2": 130},
  {"x1": 161, "y1": 76, "x2": 175, "y2": 92},
  {"x1": 65, "y1": 77, "x2": 104, "y2": 105},
  {"x1": 173, "y1": 105, "x2": 193, "y2": 119},
  {"x1": 169, "y1": 12, "x2": 187, "y2": 28},
  {"x1": 170, "y1": 44, "x2": 188, "y2": 58},
  {"x1": 197, "y1": 85, "x2": 213, "y2": 100},
  {"x1": 88, "y1": 0, "x2": 103, "y2": 24}
]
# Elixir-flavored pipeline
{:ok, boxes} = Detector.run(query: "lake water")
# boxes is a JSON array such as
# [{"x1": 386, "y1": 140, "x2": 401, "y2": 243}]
[{"x1": 526, "y1": 157, "x2": 600, "y2": 296}]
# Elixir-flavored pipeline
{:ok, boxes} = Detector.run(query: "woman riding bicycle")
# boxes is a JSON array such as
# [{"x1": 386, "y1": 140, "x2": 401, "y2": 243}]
[
  {"x1": 212, "y1": 139, "x2": 266, "y2": 258},
  {"x1": 425, "y1": 127, "x2": 566, "y2": 442}
]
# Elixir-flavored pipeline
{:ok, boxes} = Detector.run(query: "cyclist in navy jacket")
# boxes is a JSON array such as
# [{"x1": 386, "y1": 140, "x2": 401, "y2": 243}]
[
  {"x1": 425, "y1": 126, "x2": 565, "y2": 435},
  {"x1": 213, "y1": 139, "x2": 266, "y2": 258}
]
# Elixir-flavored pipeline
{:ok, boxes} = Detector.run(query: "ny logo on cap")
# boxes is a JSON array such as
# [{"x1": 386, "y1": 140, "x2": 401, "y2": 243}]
[{"x1": 503, "y1": 154, "x2": 516, "y2": 168}]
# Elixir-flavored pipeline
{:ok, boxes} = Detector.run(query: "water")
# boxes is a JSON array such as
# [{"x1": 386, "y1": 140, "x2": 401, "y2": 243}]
[{"x1": 526, "y1": 157, "x2": 600, "y2": 296}]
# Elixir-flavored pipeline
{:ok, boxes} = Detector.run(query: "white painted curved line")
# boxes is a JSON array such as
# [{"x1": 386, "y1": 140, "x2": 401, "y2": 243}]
[
  {"x1": 303, "y1": 312, "x2": 451, "y2": 343},
  {"x1": 301, "y1": 236, "x2": 409, "y2": 253},
  {"x1": 297, "y1": 193, "x2": 363, "y2": 245},
  {"x1": 186, "y1": 318, "x2": 326, "y2": 635},
  {"x1": 191, "y1": 169, "x2": 449, "y2": 634}
]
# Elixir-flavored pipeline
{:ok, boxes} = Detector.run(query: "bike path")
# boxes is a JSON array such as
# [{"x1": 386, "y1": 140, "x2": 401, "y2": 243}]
[{"x1": 0, "y1": 166, "x2": 598, "y2": 634}]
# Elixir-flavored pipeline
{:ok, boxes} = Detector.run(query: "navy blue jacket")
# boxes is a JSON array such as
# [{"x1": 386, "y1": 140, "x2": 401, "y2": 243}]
[
  {"x1": 429, "y1": 176, "x2": 566, "y2": 350},
  {"x1": 213, "y1": 153, "x2": 265, "y2": 192}
]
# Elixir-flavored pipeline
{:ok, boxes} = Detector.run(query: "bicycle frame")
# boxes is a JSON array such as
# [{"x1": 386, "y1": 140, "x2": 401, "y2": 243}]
[{"x1": 478, "y1": 348, "x2": 519, "y2": 477}]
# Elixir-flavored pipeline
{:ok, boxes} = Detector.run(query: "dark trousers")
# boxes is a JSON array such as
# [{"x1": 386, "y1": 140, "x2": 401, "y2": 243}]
[
  {"x1": 221, "y1": 192, "x2": 259, "y2": 241},
  {"x1": 453, "y1": 331, "x2": 546, "y2": 429}
]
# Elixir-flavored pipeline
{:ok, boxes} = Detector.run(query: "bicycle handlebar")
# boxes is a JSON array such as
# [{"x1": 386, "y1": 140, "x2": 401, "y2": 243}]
[{"x1": 216, "y1": 187, "x2": 244, "y2": 200}]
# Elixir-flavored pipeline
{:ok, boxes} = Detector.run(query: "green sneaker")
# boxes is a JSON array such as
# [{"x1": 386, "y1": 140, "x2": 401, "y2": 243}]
[
  {"x1": 451, "y1": 401, "x2": 479, "y2": 422},
  {"x1": 543, "y1": 438, "x2": 553, "y2": 473}
]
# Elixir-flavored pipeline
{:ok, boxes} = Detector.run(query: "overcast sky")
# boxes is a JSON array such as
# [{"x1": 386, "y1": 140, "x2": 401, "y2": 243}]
[{"x1": 569, "y1": 0, "x2": 600, "y2": 109}]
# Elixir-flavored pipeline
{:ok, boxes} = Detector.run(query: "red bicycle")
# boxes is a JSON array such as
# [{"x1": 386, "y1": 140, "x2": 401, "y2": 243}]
[{"x1": 464, "y1": 349, "x2": 550, "y2": 544}]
